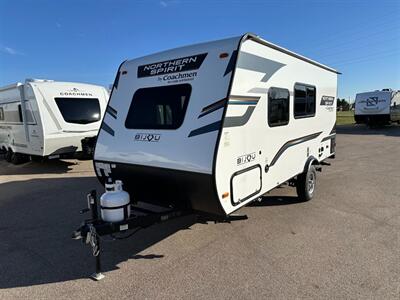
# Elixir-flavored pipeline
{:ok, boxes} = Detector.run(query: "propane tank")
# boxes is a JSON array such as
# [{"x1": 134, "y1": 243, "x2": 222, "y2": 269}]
[{"x1": 100, "y1": 180, "x2": 130, "y2": 222}]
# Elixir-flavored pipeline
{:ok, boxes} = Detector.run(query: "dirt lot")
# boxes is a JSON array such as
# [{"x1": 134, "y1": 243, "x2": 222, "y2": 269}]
[{"x1": 0, "y1": 125, "x2": 399, "y2": 299}]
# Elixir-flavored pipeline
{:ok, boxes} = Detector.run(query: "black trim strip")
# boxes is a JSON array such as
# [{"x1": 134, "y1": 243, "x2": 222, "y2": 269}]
[
  {"x1": 188, "y1": 121, "x2": 221, "y2": 137},
  {"x1": 269, "y1": 132, "x2": 322, "y2": 167},
  {"x1": 223, "y1": 106, "x2": 255, "y2": 128},
  {"x1": 107, "y1": 106, "x2": 118, "y2": 119},
  {"x1": 321, "y1": 134, "x2": 336, "y2": 142},
  {"x1": 101, "y1": 122, "x2": 115, "y2": 136},
  {"x1": 198, "y1": 98, "x2": 227, "y2": 118}
]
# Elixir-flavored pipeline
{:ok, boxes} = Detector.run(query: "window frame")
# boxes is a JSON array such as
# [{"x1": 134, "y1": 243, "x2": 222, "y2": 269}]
[
  {"x1": 293, "y1": 82, "x2": 316, "y2": 119},
  {"x1": 18, "y1": 104, "x2": 23, "y2": 123},
  {"x1": 125, "y1": 83, "x2": 192, "y2": 130},
  {"x1": 267, "y1": 87, "x2": 290, "y2": 127},
  {"x1": 23, "y1": 101, "x2": 37, "y2": 125},
  {"x1": 0, "y1": 107, "x2": 4, "y2": 121},
  {"x1": 54, "y1": 97, "x2": 101, "y2": 124}
]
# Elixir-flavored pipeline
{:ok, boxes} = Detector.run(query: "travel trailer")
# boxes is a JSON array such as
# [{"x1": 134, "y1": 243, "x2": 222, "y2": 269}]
[
  {"x1": 73, "y1": 33, "x2": 339, "y2": 280},
  {"x1": 93, "y1": 33, "x2": 338, "y2": 216},
  {"x1": 0, "y1": 79, "x2": 109, "y2": 163},
  {"x1": 354, "y1": 89, "x2": 400, "y2": 125}
]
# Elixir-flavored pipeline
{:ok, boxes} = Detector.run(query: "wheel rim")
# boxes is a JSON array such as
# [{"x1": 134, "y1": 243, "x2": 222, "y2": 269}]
[{"x1": 308, "y1": 172, "x2": 315, "y2": 194}]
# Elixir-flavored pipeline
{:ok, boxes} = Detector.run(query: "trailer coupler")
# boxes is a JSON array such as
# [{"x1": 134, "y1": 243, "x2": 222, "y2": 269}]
[{"x1": 72, "y1": 190, "x2": 188, "y2": 280}]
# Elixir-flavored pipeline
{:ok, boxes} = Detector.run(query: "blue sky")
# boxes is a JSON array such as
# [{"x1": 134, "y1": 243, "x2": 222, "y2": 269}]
[{"x1": 0, "y1": 0, "x2": 399, "y2": 101}]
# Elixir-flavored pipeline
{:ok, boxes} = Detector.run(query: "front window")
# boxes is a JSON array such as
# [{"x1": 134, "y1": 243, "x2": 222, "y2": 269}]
[
  {"x1": 125, "y1": 84, "x2": 191, "y2": 129},
  {"x1": 55, "y1": 98, "x2": 101, "y2": 124}
]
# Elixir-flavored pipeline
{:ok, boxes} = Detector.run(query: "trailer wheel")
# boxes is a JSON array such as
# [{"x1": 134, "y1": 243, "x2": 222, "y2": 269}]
[
  {"x1": 30, "y1": 155, "x2": 44, "y2": 162},
  {"x1": 5, "y1": 149, "x2": 13, "y2": 162},
  {"x1": 296, "y1": 165, "x2": 317, "y2": 201},
  {"x1": 11, "y1": 152, "x2": 25, "y2": 165}
]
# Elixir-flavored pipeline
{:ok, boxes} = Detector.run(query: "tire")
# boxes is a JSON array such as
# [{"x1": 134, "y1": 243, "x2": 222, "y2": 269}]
[
  {"x1": 11, "y1": 152, "x2": 27, "y2": 165},
  {"x1": 5, "y1": 149, "x2": 13, "y2": 162},
  {"x1": 296, "y1": 165, "x2": 317, "y2": 202},
  {"x1": 30, "y1": 155, "x2": 44, "y2": 162}
]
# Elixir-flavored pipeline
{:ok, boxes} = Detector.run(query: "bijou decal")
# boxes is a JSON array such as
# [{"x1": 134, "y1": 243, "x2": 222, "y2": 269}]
[
  {"x1": 237, "y1": 152, "x2": 256, "y2": 166},
  {"x1": 134, "y1": 133, "x2": 161, "y2": 142},
  {"x1": 137, "y1": 53, "x2": 207, "y2": 78}
]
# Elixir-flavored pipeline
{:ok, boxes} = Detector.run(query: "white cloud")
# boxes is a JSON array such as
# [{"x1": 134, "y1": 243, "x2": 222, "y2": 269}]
[
  {"x1": 4, "y1": 47, "x2": 17, "y2": 55},
  {"x1": 0, "y1": 46, "x2": 23, "y2": 55},
  {"x1": 160, "y1": 0, "x2": 180, "y2": 8}
]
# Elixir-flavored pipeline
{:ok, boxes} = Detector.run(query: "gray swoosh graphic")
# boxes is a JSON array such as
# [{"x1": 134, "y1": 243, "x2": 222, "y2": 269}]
[
  {"x1": 224, "y1": 106, "x2": 255, "y2": 128},
  {"x1": 237, "y1": 52, "x2": 285, "y2": 82}
]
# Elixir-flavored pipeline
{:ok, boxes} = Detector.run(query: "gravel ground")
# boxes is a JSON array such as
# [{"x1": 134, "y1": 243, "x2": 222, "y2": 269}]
[{"x1": 0, "y1": 124, "x2": 399, "y2": 299}]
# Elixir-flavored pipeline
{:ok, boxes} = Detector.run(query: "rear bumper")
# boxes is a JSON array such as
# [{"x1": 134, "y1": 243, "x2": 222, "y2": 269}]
[{"x1": 354, "y1": 114, "x2": 390, "y2": 124}]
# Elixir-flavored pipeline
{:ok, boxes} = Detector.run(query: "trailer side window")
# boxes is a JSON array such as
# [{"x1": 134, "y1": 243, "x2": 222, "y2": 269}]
[
  {"x1": 268, "y1": 87, "x2": 290, "y2": 127},
  {"x1": 125, "y1": 84, "x2": 191, "y2": 130},
  {"x1": 294, "y1": 84, "x2": 316, "y2": 118},
  {"x1": 18, "y1": 104, "x2": 23, "y2": 122},
  {"x1": 0, "y1": 107, "x2": 4, "y2": 121},
  {"x1": 24, "y1": 102, "x2": 36, "y2": 124}
]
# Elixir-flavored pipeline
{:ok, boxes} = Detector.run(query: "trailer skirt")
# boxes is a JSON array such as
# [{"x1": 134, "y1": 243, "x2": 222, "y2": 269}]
[{"x1": 94, "y1": 160, "x2": 226, "y2": 216}]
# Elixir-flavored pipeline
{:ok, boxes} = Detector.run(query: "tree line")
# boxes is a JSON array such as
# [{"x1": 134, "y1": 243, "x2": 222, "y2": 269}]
[{"x1": 337, "y1": 98, "x2": 351, "y2": 111}]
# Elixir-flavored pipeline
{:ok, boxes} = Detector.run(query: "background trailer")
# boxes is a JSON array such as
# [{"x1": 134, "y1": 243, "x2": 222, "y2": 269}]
[
  {"x1": 354, "y1": 89, "x2": 400, "y2": 125},
  {"x1": 0, "y1": 79, "x2": 109, "y2": 163}
]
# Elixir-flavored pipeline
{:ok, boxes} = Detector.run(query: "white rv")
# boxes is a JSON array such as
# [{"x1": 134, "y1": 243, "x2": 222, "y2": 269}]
[
  {"x1": 354, "y1": 89, "x2": 400, "y2": 125},
  {"x1": 93, "y1": 33, "x2": 338, "y2": 217},
  {"x1": 0, "y1": 79, "x2": 109, "y2": 163}
]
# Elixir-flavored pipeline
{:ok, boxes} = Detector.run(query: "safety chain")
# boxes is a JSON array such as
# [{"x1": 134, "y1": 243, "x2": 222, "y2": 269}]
[{"x1": 87, "y1": 224, "x2": 100, "y2": 257}]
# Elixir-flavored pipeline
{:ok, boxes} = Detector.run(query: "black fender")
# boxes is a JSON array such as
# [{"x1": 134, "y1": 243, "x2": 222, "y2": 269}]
[{"x1": 303, "y1": 156, "x2": 318, "y2": 174}]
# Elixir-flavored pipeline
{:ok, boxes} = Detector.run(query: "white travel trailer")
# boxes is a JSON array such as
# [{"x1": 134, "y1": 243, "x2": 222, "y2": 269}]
[
  {"x1": 0, "y1": 79, "x2": 109, "y2": 163},
  {"x1": 93, "y1": 33, "x2": 339, "y2": 217},
  {"x1": 354, "y1": 89, "x2": 400, "y2": 125}
]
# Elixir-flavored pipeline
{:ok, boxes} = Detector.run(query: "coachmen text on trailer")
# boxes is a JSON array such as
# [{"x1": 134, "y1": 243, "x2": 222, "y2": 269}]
[
  {"x1": 0, "y1": 79, "x2": 109, "y2": 163},
  {"x1": 73, "y1": 33, "x2": 339, "y2": 279},
  {"x1": 354, "y1": 89, "x2": 400, "y2": 125}
]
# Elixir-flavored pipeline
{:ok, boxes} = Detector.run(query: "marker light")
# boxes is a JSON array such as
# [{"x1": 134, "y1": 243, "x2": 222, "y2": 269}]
[
  {"x1": 219, "y1": 52, "x2": 229, "y2": 59},
  {"x1": 222, "y1": 192, "x2": 229, "y2": 199}
]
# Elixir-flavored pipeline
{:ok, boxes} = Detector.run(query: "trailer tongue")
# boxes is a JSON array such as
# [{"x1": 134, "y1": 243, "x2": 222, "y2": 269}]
[{"x1": 72, "y1": 183, "x2": 247, "y2": 280}]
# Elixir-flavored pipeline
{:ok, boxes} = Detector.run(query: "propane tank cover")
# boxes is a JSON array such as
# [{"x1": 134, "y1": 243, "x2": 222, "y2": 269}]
[{"x1": 100, "y1": 181, "x2": 130, "y2": 223}]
